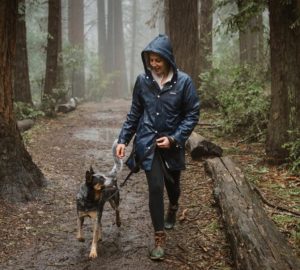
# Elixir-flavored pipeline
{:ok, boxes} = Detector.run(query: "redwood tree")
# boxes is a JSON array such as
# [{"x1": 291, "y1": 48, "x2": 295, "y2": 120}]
[
  {"x1": 0, "y1": 0, "x2": 44, "y2": 202},
  {"x1": 68, "y1": 0, "x2": 85, "y2": 98},
  {"x1": 199, "y1": 0, "x2": 213, "y2": 74},
  {"x1": 106, "y1": 0, "x2": 128, "y2": 97},
  {"x1": 266, "y1": 0, "x2": 300, "y2": 161},
  {"x1": 167, "y1": 0, "x2": 200, "y2": 87},
  {"x1": 44, "y1": 0, "x2": 61, "y2": 97},
  {"x1": 237, "y1": 0, "x2": 264, "y2": 65},
  {"x1": 14, "y1": 0, "x2": 32, "y2": 104}
]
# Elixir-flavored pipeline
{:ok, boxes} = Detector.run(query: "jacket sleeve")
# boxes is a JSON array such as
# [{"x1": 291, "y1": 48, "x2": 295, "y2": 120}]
[
  {"x1": 118, "y1": 76, "x2": 143, "y2": 145},
  {"x1": 172, "y1": 77, "x2": 200, "y2": 146}
]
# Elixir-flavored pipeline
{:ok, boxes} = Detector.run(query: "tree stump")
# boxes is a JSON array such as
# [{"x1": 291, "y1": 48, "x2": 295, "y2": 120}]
[
  {"x1": 186, "y1": 131, "x2": 223, "y2": 159},
  {"x1": 205, "y1": 156, "x2": 300, "y2": 270}
]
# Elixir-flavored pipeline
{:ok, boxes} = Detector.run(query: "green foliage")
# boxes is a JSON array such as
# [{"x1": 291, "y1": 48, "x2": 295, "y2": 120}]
[
  {"x1": 284, "y1": 130, "x2": 300, "y2": 174},
  {"x1": 202, "y1": 65, "x2": 270, "y2": 140},
  {"x1": 199, "y1": 69, "x2": 223, "y2": 108},
  {"x1": 218, "y1": 65, "x2": 270, "y2": 138},
  {"x1": 14, "y1": 102, "x2": 44, "y2": 120},
  {"x1": 40, "y1": 94, "x2": 56, "y2": 117},
  {"x1": 215, "y1": 0, "x2": 267, "y2": 34}
]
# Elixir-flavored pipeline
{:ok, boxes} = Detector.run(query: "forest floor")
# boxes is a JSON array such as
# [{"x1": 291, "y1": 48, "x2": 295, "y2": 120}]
[{"x1": 0, "y1": 99, "x2": 298, "y2": 270}]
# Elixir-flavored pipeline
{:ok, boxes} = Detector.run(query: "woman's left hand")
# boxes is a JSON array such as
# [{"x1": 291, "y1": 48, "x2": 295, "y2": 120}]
[{"x1": 156, "y1": 136, "x2": 171, "y2": 149}]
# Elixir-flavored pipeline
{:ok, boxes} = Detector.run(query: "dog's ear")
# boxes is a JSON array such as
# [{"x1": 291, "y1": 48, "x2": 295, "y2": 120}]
[
  {"x1": 85, "y1": 170, "x2": 93, "y2": 184},
  {"x1": 89, "y1": 166, "x2": 95, "y2": 174}
]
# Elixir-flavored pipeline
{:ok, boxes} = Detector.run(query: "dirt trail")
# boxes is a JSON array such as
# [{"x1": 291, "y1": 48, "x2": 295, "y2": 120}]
[{"x1": 0, "y1": 99, "x2": 233, "y2": 270}]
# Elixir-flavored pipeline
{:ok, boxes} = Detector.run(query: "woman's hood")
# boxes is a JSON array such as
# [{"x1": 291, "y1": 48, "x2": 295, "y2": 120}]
[{"x1": 141, "y1": 34, "x2": 177, "y2": 74}]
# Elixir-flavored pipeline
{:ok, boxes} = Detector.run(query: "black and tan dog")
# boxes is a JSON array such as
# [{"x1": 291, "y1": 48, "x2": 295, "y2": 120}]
[{"x1": 76, "y1": 140, "x2": 123, "y2": 258}]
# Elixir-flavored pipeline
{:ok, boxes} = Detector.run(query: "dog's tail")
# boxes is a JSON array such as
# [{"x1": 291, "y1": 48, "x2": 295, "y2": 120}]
[{"x1": 108, "y1": 139, "x2": 123, "y2": 178}]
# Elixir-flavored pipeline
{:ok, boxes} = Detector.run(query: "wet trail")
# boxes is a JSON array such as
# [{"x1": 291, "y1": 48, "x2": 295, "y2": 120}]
[{"x1": 0, "y1": 99, "x2": 233, "y2": 270}]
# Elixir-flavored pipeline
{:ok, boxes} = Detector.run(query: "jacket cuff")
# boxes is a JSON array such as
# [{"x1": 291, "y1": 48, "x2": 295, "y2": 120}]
[{"x1": 117, "y1": 138, "x2": 128, "y2": 146}]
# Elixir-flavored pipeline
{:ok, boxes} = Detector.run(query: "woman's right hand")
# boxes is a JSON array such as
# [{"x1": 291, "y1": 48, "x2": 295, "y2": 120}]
[{"x1": 116, "y1": 144, "x2": 126, "y2": 159}]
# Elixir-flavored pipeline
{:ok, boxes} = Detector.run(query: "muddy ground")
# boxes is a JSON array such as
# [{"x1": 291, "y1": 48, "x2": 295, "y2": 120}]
[{"x1": 0, "y1": 99, "x2": 233, "y2": 270}]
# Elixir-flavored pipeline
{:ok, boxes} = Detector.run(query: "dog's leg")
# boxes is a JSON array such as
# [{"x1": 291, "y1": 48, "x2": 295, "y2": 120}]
[
  {"x1": 109, "y1": 197, "x2": 121, "y2": 227},
  {"x1": 89, "y1": 206, "x2": 103, "y2": 259},
  {"x1": 76, "y1": 216, "x2": 85, "y2": 242}
]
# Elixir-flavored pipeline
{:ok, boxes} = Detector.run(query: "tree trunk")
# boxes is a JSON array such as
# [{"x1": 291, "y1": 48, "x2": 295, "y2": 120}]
[
  {"x1": 14, "y1": 0, "x2": 32, "y2": 105},
  {"x1": 266, "y1": 1, "x2": 300, "y2": 161},
  {"x1": 237, "y1": 0, "x2": 264, "y2": 65},
  {"x1": 0, "y1": 0, "x2": 44, "y2": 202},
  {"x1": 68, "y1": 0, "x2": 85, "y2": 98},
  {"x1": 97, "y1": 0, "x2": 106, "y2": 66},
  {"x1": 114, "y1": 0, "x2": 128, "y2": 97},
  {"x1": 205, "y1": 157, "x2": 300, "y2": 270},
  {"x1": 106, "y1": 0, "x2": 128, "y2": 97},
  {"x1": 168, "y1": 0, "x2": 200, "y2": 87},
  {"x1": 106, "y1": 0, "x2": 115, "y2": 74},
  {"x1": 164, "y1": 0, "x2": 169, "y2": 36},
  {"x1": 199, "y1": 0, "x2": 213, "y2": 74},
  {"x1": 44, "y1": 0, "x2": 60, "y2": 97},
  {"x1": 129, "y1": 0, "x2": 137, "y2": 88}
]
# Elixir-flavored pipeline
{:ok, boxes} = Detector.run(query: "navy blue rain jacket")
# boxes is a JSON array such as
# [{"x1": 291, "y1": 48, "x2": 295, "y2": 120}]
[{"x1": 118, "y1": 34, "x2": 200, "y2": 171}]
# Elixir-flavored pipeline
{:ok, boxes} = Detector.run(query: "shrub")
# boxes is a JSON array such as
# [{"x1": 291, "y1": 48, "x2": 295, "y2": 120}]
[
  {"x1": 284, "y1": 130, "x2": 300, "y2": 174},
  {"x1": 14, "y1": 102, "x2": 44, "y2": 120},
  {"x1": 216, "y1": 65, "x2": 270, "y2": 140}
]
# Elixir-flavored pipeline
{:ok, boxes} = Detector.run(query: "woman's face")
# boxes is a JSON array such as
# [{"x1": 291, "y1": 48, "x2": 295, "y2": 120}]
[{"x1": 149, "y1": 53, "x2": 169, "y2": 77}]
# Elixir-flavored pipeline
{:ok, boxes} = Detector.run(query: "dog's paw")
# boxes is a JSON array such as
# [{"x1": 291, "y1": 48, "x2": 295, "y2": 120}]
[
  {"x1": 89, "y1": 250, "x2": 98, "y2": 259},
  {"x1": 76, "y1": 236, "x2": 85, "y2": 242}
]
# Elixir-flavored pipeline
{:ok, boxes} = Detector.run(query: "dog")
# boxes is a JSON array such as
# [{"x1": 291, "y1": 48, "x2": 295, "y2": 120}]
[{"x1": 76, "y1": 140, "x2": 123, "y2": 258}]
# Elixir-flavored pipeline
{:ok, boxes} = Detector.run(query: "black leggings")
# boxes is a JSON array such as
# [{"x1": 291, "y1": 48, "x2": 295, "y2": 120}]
[{"x1": 145, "y1": 150, "x2": 181, "y2": 232}]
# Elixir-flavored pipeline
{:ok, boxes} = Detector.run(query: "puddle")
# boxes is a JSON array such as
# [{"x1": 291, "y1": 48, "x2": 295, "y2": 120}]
[{"x1": 73, "y1": 128, "x2": 120, "y2": 142}]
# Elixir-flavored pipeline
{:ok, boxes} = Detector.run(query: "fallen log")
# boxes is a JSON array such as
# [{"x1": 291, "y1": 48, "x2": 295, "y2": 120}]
[
  {"x1": 56, "y1": 97, "x2": 77, "y2": 113},
  {"x1": 205, "y1": 156, "x2": 300, "y2": 270},
  {"x1": 17, "y1": 119, "x2": 35, "y2": 132},
  {"x1": 186, "y1": 131, "x2": 223, "y2": 159}
]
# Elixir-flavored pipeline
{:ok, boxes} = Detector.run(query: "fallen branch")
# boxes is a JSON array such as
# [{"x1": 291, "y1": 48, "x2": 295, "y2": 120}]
[{"x1": 252, "y1": 185, "x2": 300, "y2": 217}]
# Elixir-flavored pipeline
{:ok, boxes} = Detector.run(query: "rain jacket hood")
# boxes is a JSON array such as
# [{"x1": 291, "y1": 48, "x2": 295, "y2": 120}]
[{"x1": 141, "y1": 34, "x2": 177, "y2": 74}]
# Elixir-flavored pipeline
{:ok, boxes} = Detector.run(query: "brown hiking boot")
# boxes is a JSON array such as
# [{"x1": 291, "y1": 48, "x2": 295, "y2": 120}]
[
  {"x1": 164, "y1": 204, "x2": 178, "y2": 230},
  {"x1": 149, "y1": 231, "x2": 166, "y2": 261}
]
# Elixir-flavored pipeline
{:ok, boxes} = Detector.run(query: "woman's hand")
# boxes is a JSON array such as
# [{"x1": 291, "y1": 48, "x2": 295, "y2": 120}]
[
  {"x1": 116, "y1": 144, "x2": 126, "y2": 158},
  {"x1": 156, "y1": 136, "x2": 171, "y2": 149}
]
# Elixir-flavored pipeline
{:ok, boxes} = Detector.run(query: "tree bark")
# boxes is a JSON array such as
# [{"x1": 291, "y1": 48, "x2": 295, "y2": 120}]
[
  {"x1": 205, "y1": 157, "x2": 300, "y2": 270},
  {"x1": 168, "y1": 0, "x2": 200, "y2": 87},
  {"x1": 14, "y1": 0, "x2": 32, "y2": 105},
  {"x1": 129, "y1": 0, "x2": 137, "y2": 88},
  {"x1": 0, "y1": 0, "x2": 44, "y2": 202},
  {"x1": 266, "y1": 1, "x2": 300, "y2": 161},
  {"x1": 237, "y1": 0, "x2": 264, "y2": 65},
  {"x1": 114, "y1": 0, "x2": 128, "y2": 97},
  {"x1": 97, "y1": 0, "x2": 106, "y2": 66},
  {"x1": 106, "y1": 0, "x2": 128, "y2": 97},
  {"x1": 68, "y1": 0, "x2": 85, "y2": 98},
  {"x1": 44, "y1": 0, "x2": 60, "y2": 97},
  {"x1": 199, "y1": 0, "x2": 213, "y2": 74}
]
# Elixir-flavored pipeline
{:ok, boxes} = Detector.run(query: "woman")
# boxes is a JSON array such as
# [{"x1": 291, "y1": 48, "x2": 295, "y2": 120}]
[{"x1": 116, "y1": 34, "x2": 200, "y2": 260}]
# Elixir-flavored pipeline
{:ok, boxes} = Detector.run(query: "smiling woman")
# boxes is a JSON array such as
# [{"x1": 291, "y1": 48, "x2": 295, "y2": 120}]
[{"x1": 116, "y1": 34, "x2": 200, "y2": 261}]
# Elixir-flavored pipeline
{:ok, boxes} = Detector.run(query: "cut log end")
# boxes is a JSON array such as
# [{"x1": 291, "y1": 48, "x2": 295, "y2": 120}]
[{"x1": 186, "y1": 131, "x2": 223, "y2": 159}]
